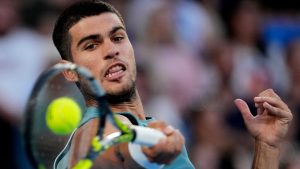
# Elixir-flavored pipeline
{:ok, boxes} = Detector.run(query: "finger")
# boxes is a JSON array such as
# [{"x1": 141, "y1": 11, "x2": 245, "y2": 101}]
[
  {"x1": 143, "y1": 136, "x2": 180, "y2": 164},
  {"x1": 263, "y1": 102, "x2": 293, "y2": 121},
  {"x1": 254, "y1": 97, "x2": 287, "y2": 109},
  {"x1": 142, "y1": 138, "x2": 167, "y2": 154},
  {"x1": 163, "y1": 125, "x2": 175, "y2": 135},
  {"x1": 173, "y1": 129, "x2": 184, "y2": 153},
  {"x1": 141, "y1": 129, "x2": 184, "y2": 164},
  {"x1": 147, "y1": 121, "x2": 168, "y2": 131},
  {"x1": 144, "y1": 137, "x2": 172, "y2": 156},
  {"x1": 147, "y1": 121, "x2": 166, "y2": 127},
  {"x1": 255, "y1": 103, "x2": 264, "y2": 115},
  {"x1": 254, "y1": 96, "x2": 275, "y2": 104},
  {"x1": 167, "y1": 129, "x2": 184, "y2": 153},
  {"x1": 149, "y1": 141, "x2": 175, "y2": 164},
  {"x1": 148, "y1": 121, "x2": 175, "y2": 136},
  {"x1": 234, "y1": 99, "x2": 254, "y2": 123},
  {"x1": 142, "y1": 139, "x2": 167, "y2": 162},
  {"x1": 142, "y1": 145, "x2": 158, "y2": 161},
  {"x1": 258, "y1": 88, "x2": 280, "y2": 98}
]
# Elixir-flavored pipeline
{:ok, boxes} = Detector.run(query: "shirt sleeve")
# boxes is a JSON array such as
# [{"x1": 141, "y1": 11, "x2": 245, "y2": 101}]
[{"x1": 163, "y1": 145, "x2": 195, "y2": 169}]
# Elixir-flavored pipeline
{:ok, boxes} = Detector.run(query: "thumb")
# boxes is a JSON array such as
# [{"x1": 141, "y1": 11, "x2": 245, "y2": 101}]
[{"x1": 234, "y1": 99, "x2": 253, "y2": 124}]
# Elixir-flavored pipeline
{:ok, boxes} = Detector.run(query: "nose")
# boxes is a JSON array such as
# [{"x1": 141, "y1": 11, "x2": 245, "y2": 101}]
[{"x1": 103, "y1": 39, "x2": 119, "y2": 60}]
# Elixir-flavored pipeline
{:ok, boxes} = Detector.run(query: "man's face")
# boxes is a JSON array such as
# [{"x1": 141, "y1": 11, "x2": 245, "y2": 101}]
[{"x1": 69, "y1": 13, "x2": 136, "y2": 98}]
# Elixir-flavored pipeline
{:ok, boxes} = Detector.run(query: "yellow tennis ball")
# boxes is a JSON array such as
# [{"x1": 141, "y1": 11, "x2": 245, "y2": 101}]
[{"x1": 46, "y1": 97, "x2": 82, "y2": 135}]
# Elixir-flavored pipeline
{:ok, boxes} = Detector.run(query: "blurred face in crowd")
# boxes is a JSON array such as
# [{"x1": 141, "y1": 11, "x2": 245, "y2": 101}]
[
  {"x1": 68, "y1": 12, "x2": 137, "y2": 101},
  {"x1": 287, "y1": 40, "x2": 300, "y2": 77},
  {"x1": 0, "y1": 0, "x2": 19, "y2": 35},
  {"x1": 231, "y1": 1, "x2": 261, "y2": 44}
]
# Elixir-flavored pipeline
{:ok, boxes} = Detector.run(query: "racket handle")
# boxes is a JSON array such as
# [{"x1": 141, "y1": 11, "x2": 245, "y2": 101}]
[
  {"x1": 129, "y1": 125, "x2": 166, "y2": 169},
  {"x1": 131, "y1": 125, "x2": 166, "y2": 146}
]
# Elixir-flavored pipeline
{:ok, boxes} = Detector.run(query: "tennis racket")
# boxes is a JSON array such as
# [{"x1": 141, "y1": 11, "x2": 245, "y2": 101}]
[
  {"x1": 23, "y1": 63, "x2": 165, "y2": 169},
  {"x1": 22, "y1": 63, "x2": 85, "y2": 169}
]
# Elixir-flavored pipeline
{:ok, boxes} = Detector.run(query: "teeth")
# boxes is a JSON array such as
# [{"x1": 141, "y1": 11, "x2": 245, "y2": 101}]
[
  {"x1": 108, "y1": 65, "x2": 122, "y2": 73},
  {"x1": 105, "y1": 64, "x2": 125, "y2": 78},
  {"x1": 106, "y1": 69, "x2": 124, "y2": 78}
]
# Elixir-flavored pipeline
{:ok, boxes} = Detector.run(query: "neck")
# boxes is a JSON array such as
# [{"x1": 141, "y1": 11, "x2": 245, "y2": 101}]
[{"x1": 86, "y1": 88, "x2": 145, "y2": 120}]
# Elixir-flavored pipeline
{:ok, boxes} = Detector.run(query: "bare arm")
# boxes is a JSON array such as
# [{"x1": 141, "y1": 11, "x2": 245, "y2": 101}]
[
  {"x1": 235, "y1": 89, "x2": 293, "y2": 169},
  {"x1": 252, "y1": 140, "x2": 280, "y2": 169},
  {"x1": 69, "y1": 115, "x2": 184, "y2": 169}
]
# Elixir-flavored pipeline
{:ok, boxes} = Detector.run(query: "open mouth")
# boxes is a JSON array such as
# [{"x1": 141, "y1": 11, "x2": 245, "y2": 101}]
[{"x1": 105, "y1": 63, "x2": 126, "y2": 79}]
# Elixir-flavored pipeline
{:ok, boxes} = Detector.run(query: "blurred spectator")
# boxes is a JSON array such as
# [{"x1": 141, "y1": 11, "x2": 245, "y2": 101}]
[
  {"x1": 0, "y1": 0, "x2": 54, "y2": 168},
  {"x1": 221, "y1": 0, "x2": 271, "y2": 100},
  {"x1": 187, "y1": 102, "x2": 236, "y2": 169},
  {"x1": 262, "y1": 10, "x2": 300, "y2": 96},
  {"x1": 173, "y1": 0, "x2": 223, "y2": 53},
  {"x1": 131, "y1": 1, "x2": 215, "y2": 133},
  {"x1": 283, "y1": 40, "x2": 300, "y2": 169},
  {"x1": 286, "y1": 39, "x2": 300, "y2": 115},
  {"x1": 0, "y1": 0, "x2": 55, "y2": 124}
]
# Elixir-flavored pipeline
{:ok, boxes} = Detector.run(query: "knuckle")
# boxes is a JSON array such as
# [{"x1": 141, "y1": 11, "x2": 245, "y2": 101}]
[
  {"x1": 272, "y1": 106, "x2": 279, "y2": 113},
  {"x1": 142, "y1": 147, "x2": 150, "y2": 155},
  {"x1": 260, "y1": 88, "x2": 279, "y2": 98},
  {"x1": 155, "y1": 120, "x2": 167, "y2": 127},
  {"x1": 267, "y1": 88, "x2": 275, "y2": 94}
]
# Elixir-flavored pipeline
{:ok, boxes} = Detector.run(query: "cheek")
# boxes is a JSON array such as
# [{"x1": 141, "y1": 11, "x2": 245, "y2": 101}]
[
  {"x1": 124, "y1": 43, "x2": 135, "y2": 63},
  {"x1": 126, "y1": 44, "x2": 136, "y2": 75},
  {"x1": 73, "y1": 53, "x2": 104, "y2": 77}
]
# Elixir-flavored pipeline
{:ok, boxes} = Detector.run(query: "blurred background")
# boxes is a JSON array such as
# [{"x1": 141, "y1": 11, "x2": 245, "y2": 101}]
[{"x1": 1, "y1": 0, "x2": 300, "y2": 168}]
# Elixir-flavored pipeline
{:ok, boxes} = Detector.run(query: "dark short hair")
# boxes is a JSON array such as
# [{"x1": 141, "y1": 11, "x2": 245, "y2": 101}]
[{"x1": 52, "y1": 0, "x2": 124, "y2": 60}]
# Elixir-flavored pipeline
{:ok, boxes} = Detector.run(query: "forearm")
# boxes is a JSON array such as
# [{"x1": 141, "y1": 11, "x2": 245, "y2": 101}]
[
  {"x1": 69, "y1": 118, "x2": 146, "y2": 169},
  {"x1": 252, "y1": 140, "x2": 280, "y2": 169}
]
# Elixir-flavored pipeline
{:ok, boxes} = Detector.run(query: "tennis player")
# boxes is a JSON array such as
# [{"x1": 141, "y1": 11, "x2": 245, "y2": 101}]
[{"x1": 52, "y1": 0, "x2": 292, "y2": 168}]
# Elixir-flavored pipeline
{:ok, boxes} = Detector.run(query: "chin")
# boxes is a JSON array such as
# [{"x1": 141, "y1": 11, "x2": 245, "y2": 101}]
[{"x1": 105, "y1": 81, "x2": 136, "y2": 104}]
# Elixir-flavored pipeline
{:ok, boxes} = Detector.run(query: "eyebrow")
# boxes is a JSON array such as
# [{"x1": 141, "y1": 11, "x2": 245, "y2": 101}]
[
  {"x1": 76, "y1": 34, "x2": 100, "y2": 48},
  {"x1": 109, "y1": 26, "x2": 125, "y2": 36},
  {"x1": 76, "y1": 26, "x2": 126, "y2": 48}
]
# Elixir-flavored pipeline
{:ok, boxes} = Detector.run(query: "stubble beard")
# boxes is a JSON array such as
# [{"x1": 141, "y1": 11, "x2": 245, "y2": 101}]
[
  {"x1": 80, "y1": 78, "x2": 136, "y2": 105},
  {"x1": 105, "y1": 79, "x2": 136, "y2": 105}
]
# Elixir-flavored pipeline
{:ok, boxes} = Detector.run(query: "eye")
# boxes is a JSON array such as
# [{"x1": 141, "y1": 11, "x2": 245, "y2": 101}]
[
  {"x1": 84, "y1": 43, "x2": 97, "y2": 50},
  {"x1": 113, "y1": 36, "x2": 124, "y2": 42}
]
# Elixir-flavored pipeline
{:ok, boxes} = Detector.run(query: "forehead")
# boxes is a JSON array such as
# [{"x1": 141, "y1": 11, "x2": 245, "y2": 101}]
[{"x1": 69, "y1": 12, "x2": 124, "y2": 40}]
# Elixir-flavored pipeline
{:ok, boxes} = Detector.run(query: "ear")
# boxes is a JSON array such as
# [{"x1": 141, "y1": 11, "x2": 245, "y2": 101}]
[{"x1": 59, "y1": 60, "x2": 79, "y2": 82}]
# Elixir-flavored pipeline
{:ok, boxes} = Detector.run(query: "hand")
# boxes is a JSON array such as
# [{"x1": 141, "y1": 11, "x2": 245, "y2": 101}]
[
  {"x1": 234, "y1": 89, "x2": 293, "y2": 148},
  {"x1": 141, "y1": 121, "x2": 184, "y2": 164}
]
